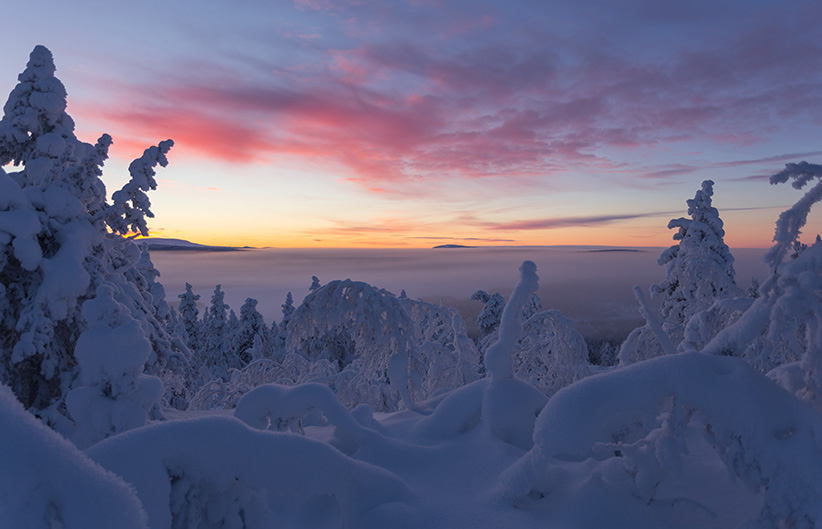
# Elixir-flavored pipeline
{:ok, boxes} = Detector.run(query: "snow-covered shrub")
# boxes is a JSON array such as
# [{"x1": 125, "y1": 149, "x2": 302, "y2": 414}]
[
  {"x1": 0, "y1": 46, "x2": 185, "y2": 426},
  {"x1": 188, "y1": 355, "x2": 337, "y2": 411},
  {"x1": 513, "y1": 310, "x2": 591, "y2": 396},
  {"x1": 284, "y1": 280, "x2": 417, "y2": 410},
  {"x1": 471, "y1": 290, "x2": 505, "y2": 336},
  {"x1": 620, "y1": 180, "x2": 742, "y2": 365},
  {"x1": 399, "y1": 297, "x2": 482, "y2": 401}
]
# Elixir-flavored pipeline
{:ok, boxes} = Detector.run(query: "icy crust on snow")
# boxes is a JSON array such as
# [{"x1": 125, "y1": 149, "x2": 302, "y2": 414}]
[
  {"x1": 87, "y1": 415, "x2": 413, "y2": 529},
  {"x1": 501, "y1": 352, "x2": 822, "y2": 528},
  {"x1": 0, "y1": 384, "x2": 148, "y2": 529}
]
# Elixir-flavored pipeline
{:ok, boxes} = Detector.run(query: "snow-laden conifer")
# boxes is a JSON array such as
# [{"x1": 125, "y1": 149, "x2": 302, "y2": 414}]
[
  {"x1": 234, "y1": 297, "x2": 268, "y2": 364},
  {"x1": 198, "y1": 285, "x2": 234, "y2": 380},
  {"x1": 274, "y1": 291, "x2": 295, "y2": 355},
  {"x1": 620, "y1": 180, "x2": 742, "y2": 364},
  {"x1": 177, "y1": 283, "x2": 201, "y2": 350},
  {"x1": 0, "y1": 46, "x2": 184, "y2": 428}
]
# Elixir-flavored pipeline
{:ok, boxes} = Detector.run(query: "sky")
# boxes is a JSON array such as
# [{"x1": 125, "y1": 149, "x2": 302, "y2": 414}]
[{"x1": 2, "y1": 0, "x2": 822, "y2": 248}]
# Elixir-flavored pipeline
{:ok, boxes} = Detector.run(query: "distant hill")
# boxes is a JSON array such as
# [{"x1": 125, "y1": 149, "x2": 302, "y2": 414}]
[
  {"x1": 134, "y1": 238, "x2": 244, "y2": 252},
  {"x1": 584, "y1": 248, "x2": 646, "y2": 253},
  {"x1": 433, "y1": 244, "x2": 476, "y2": 249}
]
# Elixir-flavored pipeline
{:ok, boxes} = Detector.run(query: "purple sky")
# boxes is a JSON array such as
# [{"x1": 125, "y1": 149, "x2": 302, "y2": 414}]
[{"x1": 3, "y1": 0, "x2": 822, "y2": 247}]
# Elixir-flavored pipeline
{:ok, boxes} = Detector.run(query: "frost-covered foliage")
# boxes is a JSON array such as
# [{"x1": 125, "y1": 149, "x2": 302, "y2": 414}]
[
  {"x1": 472, "y1": 289, "x2": 542, "y2": 339},
  {"x1": 472, "y1": 290, "x2": 505, "y2": 335},
  {"x1": 239, "y1": 280, "x2": 482, "y2": 411},
  {"x1": 284, "y1": 279, "x2": 415, "y2": 410},
  {"x1": 0, "y1": 46, "x2": 184, "y2": 429},
  {"x1": 188, "y1": 356, "x2": 338, "y2": 411},
  {"x1": 398, "y1": 297, "x2": 482, "y2": 400},
  {"x1": 621, "y1": 180, "x2": 742, "y2": 364},
  {"x1": 766, "y1": 161, "x2": 822, "y2": 270},
  {"x1": 514, "y1": 310, "x2": 591, "y2": 396}
]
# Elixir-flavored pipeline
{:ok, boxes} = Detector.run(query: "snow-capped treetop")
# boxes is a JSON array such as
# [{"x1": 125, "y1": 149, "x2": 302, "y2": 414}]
[
  {"x1": 0, "y1": 46, "x2": 74, "y2": 167},
  {"x1": 281, "y1": 292, "x2": 295, "y2": 325}
]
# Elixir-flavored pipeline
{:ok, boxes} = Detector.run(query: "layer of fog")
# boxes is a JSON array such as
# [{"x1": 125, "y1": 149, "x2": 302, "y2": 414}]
[{"x1": 150, "y1": 246, "x2": 769, "y2": 343}]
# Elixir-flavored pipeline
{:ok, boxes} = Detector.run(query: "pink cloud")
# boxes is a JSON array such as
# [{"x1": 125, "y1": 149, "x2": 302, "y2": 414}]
[{"x1": 67, "y1": 0, "x2": 822, "y2": 197}]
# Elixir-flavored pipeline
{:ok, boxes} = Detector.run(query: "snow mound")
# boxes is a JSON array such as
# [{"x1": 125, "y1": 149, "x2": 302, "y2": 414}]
[
  {"x1": 87, "y1": 415, "x2": 414, "y2": 529},
  {"x1": 0, "y1": 384, "x2": 147, "y2": 529},
  {"x1": 501, "y1": 352, "x2": 822, "y2": 528}
]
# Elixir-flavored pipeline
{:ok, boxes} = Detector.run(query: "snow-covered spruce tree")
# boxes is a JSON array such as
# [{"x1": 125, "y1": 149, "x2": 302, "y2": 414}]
[
  {"x1": 620, "y1": 180, "x2": 743, "y2": 365},
  {"x1": 680, "y1": 162, "x2": 822, "y2": 407},
  {"x1": 234, "y1": 297, "x2": 268, "y2": 364},
  {"x1": 273, "y1": 291, "x2": 295, "y2": 357},
  {"x1": 0, "y1": 46, "x2": 184, "y2": 428},
  {"x1": 198, "y1": 285, "x2": 234, "y2": 380},
  {"x1": 177, "y1": 283, "x2": 201, "y2": 351}
]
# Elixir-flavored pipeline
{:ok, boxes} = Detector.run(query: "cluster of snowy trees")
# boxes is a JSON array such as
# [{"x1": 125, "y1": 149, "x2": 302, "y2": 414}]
[{"x1": 6, "y1": 46, "x2": 822, "y2": 529}]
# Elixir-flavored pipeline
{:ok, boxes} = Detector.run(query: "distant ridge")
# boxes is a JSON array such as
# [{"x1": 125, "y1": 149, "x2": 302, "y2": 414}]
[
  {"x1": 134, "y1": 238, "x2": 244, "y2": 252},
  {"x1": 433, "y1": 244, "x2": 477, "y2": 249},
  {"x1": 585, "y1": 248, "x2": 646, "y2": 253}
]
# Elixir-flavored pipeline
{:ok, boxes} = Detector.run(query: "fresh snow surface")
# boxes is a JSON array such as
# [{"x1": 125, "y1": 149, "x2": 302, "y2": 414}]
[
  {"x1": 8, "y1": 258, "x2": 820, "y2": 529},
  {"x1": 0, "y1": 384, "x2": 148, "y2": 529}
]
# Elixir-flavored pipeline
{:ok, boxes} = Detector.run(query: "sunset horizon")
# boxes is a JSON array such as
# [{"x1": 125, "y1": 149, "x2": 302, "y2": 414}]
[{"x1": 3, "y1": 0, "x2": 820, "y2": 250}]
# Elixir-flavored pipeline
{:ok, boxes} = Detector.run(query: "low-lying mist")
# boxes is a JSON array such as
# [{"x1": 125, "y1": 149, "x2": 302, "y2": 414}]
[{"x1": 149, "y1": 246, "x2": 769, "y2": 344}]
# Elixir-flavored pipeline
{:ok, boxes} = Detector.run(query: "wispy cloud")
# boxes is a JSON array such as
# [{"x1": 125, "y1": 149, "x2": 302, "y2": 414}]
[
  {"x1": 67, "y1": 0, "x2": 822, "y2": 199},
  {"x1": 474, "y1": 212, "x2": 675, "y2": 231}
]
